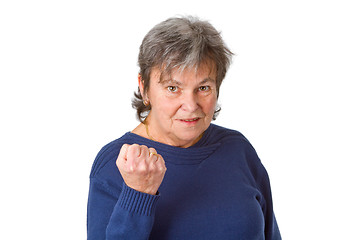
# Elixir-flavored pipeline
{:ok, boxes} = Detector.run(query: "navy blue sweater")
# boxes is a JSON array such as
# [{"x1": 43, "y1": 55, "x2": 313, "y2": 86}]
[{"x1": 87, "y1": 124, "x2": 281, "y2": 239}]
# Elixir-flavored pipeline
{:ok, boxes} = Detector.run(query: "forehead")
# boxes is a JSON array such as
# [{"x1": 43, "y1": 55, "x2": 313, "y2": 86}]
[{"x1": 151, "y1": 61, "x2": 217, "y2": 84}]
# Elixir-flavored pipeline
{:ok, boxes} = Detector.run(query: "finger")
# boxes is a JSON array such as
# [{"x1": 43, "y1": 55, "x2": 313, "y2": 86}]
[
  {"x1": 153, "y1": 153, "x2": 166, "y2": 169},
  {"x1": 148, "y1": 147, "x2": 157, "y2": 155},
  {"x1": 127, "y1": 144, "x2": 141, "y2": 161},
  {"x1": 117, "y1": 144, "x2": 130, "y2": 170},
  {"x1": 119, "y1": 144, "x2": 129, "y2": 161},
  {"x1": 138, "y1": 145, "x2": 150, "y2": 159},
  {"x1": 148, "y1": 147, "x2": 159, "y2": 162}
]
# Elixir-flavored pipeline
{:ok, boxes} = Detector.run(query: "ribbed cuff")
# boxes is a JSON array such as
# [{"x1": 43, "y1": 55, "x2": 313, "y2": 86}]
[{"x1": 118, "y1": 182, "x2": 160, "y2": 216}]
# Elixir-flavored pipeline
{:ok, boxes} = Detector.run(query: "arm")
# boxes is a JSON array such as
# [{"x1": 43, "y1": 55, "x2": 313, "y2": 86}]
[
  {"x1": 258, "y1": 171, "x2": 282, "y2": 240},
  {"x1": 243, "y1": 139, "x2": 281, "y2": 240},
  {"x1": 87, "y1": 143, "x2": 166, "y2": 240},
  {"x1": 87, "y1": 178, "x2": 160, "y2": 240}
]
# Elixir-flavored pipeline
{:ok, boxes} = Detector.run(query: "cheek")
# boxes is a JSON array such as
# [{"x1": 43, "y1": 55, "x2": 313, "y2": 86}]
[
  {"x1": 202, "y1": 96, "x2": 217, "y2": 114},
  {"x1": 154, "y1": 97, "x2": 180, "y2": 117}
]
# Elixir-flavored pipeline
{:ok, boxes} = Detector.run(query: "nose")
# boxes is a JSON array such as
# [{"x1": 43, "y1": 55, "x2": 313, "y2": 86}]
[{"x1": 181, "y1": 92, "x2": 199, "y2": 113}]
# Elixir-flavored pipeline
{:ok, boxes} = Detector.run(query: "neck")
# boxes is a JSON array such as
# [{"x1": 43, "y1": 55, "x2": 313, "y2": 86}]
[{"x1": 144, "y1": 118, "x2": 155, "y2": 141}]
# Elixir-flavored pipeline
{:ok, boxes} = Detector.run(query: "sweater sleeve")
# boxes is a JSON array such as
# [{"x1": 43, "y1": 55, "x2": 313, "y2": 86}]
[
  {"x1": 240, "y1": 136, "x2": 281, "y2": 240},
  {"x1": 87, "y1": 178, "x2": 160, "y2": 240},
  {"x1": 257, "y1": 170, "x2": 281, "y2": 240}
]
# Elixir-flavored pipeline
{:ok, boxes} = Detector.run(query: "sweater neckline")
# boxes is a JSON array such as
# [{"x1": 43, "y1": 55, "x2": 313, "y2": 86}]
[{"x1": 124, "y1": 124, "x2": 220, "y2": 165}]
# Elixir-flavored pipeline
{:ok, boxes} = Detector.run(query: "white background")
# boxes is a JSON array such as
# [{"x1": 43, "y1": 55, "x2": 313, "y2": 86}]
[{"x1": 1, "y1": 0, "x2": 359, "y2": 239}]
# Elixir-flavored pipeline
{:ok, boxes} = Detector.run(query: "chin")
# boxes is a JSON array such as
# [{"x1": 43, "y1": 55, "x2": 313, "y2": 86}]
[{"x1": 178, "y1": 130, "x2": 202, "y2": 141}]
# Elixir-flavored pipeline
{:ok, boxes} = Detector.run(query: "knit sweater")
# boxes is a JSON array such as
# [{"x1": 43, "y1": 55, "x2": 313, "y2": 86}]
[{"x1": 87, "y1": 124, "x2": 281, "y2": 239}]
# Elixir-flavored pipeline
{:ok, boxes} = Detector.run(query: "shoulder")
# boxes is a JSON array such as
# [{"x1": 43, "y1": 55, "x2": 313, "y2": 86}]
[
  {"x1": 89, "y1": 133, "x2": 133, "y2": 183},
  {"x1": 209, "y1": 124, "x2": 268, "y2": 179},
  {"x1": 206, "y1": 124, "x2": 252, "y2": 147},
  {"x1": 208, "y1": 124, "x2": 256, "y2": 157}
]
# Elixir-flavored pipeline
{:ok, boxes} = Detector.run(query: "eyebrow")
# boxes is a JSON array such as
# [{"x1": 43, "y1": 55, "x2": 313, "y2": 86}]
[
  {"x1": 159, "y1": 78, "x2": 216, "y2": 85},
  {"x1": 199, "y1": 78, "x2": 216, "y2": 85},
  {"x1": 159, "y1": 79, "x2": 183, "y2": 85}
]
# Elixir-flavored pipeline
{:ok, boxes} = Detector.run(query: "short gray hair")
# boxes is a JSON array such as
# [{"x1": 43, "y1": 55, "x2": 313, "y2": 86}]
[{"x1": 132, "y1": 16, "x2": 233, "y2": 122}]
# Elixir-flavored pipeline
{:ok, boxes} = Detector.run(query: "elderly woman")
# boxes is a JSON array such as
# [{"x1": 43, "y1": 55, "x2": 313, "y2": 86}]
[{"x1": 87, "y1": 16, "x2": 281, "y2": 239}]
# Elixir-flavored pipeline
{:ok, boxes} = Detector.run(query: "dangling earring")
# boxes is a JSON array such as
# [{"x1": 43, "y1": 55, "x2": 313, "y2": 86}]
[{"x1": 143, "y1": 100, "x2": 149, "y2": 106}]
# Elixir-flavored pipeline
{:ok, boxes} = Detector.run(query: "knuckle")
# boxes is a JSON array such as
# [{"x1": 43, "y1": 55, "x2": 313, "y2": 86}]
[
  {"x1": 137, "y1": 145, "x2": 148, "y2": 157},
  {"x1": 149, "y1": 163, "x2": 157, "y2": 172},
  {"x1": 138, "y1": 165, "x2": 148, "y2": 173},
  {"x1": 116, "y1": 159, "x2": 121, "y2": 167},
  {"x1": 129, "y1": 143, "x2": 139, "y2": 149},
  {"x1": 140, "y1": 145, "x2": 148, "y2": 151},
  {"x1": 149, "y1": 147, "x2": 157, "y2": 153},
  {"x1": 133, "y1": 144, "x2": 141, "y2": 150},
  {"x1": 126, "y1": 164, "x2": 135, "y2": 173},
  {"x1": 128, "y1": 144, "x2": 140, "y2": 157}
]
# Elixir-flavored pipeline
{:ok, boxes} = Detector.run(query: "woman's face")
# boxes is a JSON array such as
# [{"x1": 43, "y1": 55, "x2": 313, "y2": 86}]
[{"x1": 142, "y1": 63, "x2": 218, "y2": 148}]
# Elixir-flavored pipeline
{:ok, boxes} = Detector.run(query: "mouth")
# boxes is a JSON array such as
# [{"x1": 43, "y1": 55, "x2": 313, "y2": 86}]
[
  {"x1": 181, "y1": 118, "x2": 200, "y2": 122},
  {"x1": 178, "y1": 117, "x2": 201, "y2": 126}
]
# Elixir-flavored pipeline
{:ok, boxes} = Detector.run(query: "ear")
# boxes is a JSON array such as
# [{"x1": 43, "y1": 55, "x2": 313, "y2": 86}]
[{"x1": 138, "y1": 74, "x2": 146, "y2": 99}]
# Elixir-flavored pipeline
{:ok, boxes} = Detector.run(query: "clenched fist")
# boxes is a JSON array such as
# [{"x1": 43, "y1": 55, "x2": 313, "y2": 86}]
[{"x1": 116, "y1": 144, "x2": 167, "y2": 195}]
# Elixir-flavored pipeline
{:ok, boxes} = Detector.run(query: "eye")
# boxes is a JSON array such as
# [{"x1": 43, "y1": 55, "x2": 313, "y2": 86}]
[
  {"x1": 167, "y1": 86, "x2": 178, "y2": 93},
  {"x1": 199, "y1": 86, "x2": 210, "y2": 92}
]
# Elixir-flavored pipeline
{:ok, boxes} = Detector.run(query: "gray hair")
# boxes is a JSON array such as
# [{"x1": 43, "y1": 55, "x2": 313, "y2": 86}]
[{"x1": 132, "y1": 16, "x2": 233, "y2": 122}]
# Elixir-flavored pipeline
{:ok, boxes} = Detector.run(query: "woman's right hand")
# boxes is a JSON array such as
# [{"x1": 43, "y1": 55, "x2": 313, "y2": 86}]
[{"x1": 116, "y1": 144, "x2": 167, "y2": 195}]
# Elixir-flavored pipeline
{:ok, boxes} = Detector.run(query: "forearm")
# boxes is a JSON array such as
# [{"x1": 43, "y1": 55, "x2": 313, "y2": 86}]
[{"x1": 87, "y1": 179, "x2": 160, "y2": 240}]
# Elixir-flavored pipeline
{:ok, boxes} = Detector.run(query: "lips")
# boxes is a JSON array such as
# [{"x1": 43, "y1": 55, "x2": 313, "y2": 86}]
[{"x1": 181, "y1": 118, "x2": 200, "y2": 122}]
